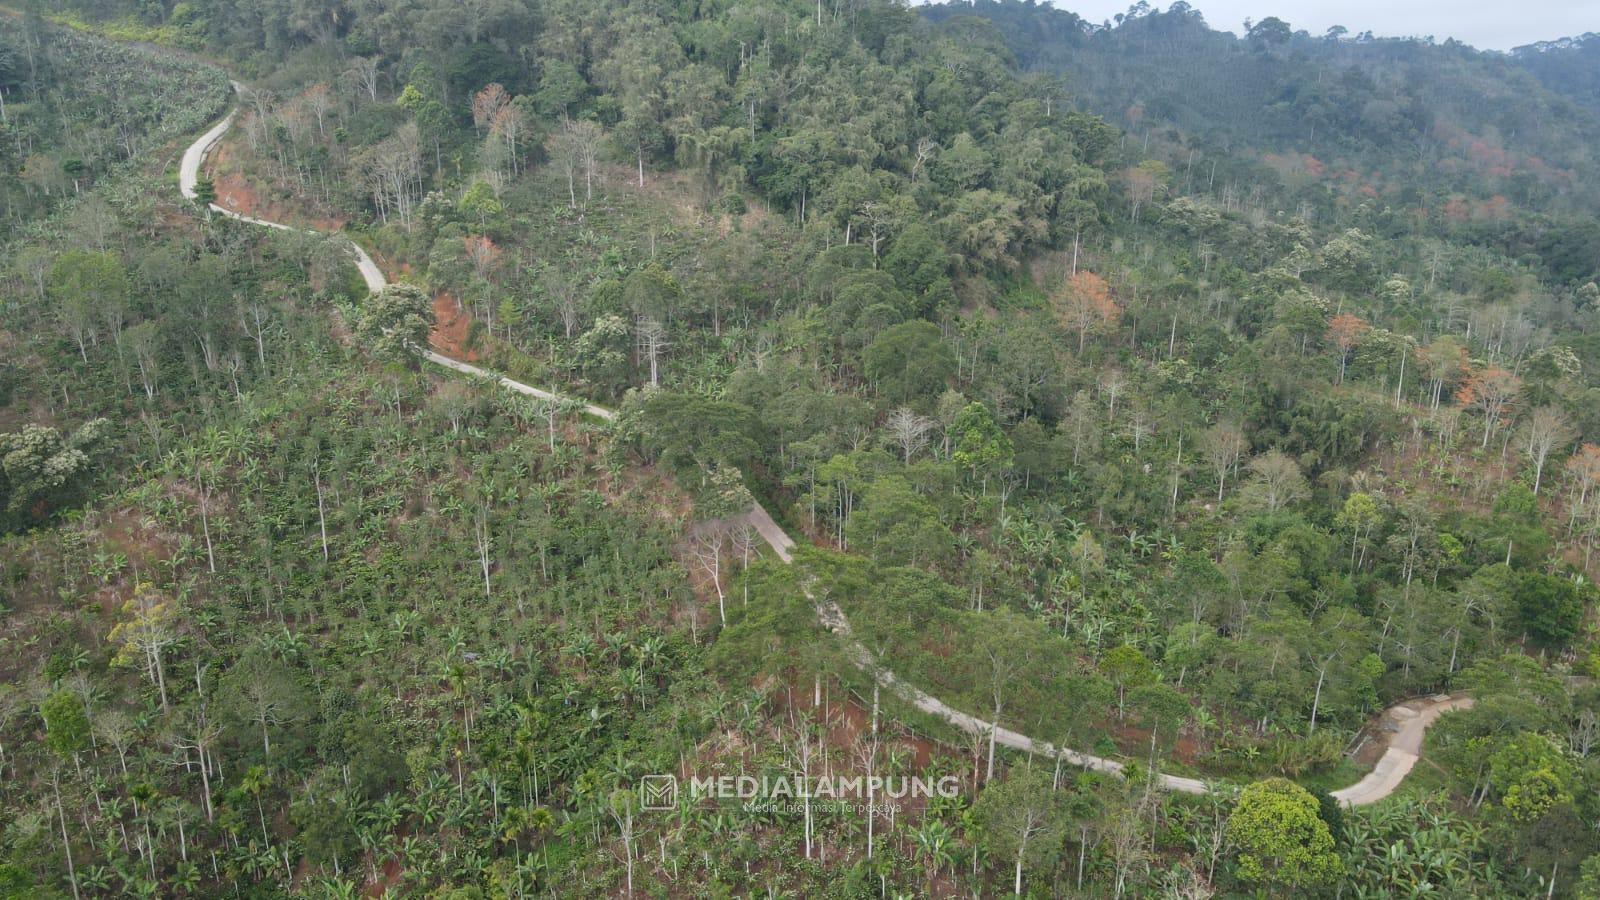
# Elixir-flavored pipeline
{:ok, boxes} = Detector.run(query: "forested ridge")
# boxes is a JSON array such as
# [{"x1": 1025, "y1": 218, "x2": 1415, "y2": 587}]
[
  {"x1": 923, "y1": 1, "x2": 1600, "y2": 286},
  {"x1": 3, "y1": 0, "x2": 1600, "y2": 896},
  {"x1": 0, "y1": 17, "x2": 229, "y2": 227}
]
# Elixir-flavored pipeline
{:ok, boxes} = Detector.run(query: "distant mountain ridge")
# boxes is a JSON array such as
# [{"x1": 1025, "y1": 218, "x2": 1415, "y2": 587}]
[
  {"x1": 920, "y1": 1, "x2": 1600, "y2": 283},
  {"x1": 1514, "y1": 32, "x2": 1600, "y2": 54},
  {"x1": 1510, "y1": 31, "x2": 1600, "y2": 121}
]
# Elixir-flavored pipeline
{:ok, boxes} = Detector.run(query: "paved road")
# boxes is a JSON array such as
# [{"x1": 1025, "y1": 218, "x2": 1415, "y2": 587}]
[
  {"x1": 745, "y1": 502, "x2": 797, "y2": 563},
  {"x1": 1330, "y1": 694, "x2": 1475, "y2": 805},
  {"x1": 817, "y1": 600, "x2": 1208, "y2": 793},
  {"x1": 184, "y1": 88, "x2": 601, "y2": 417},
  {"x1": 179, "y1": 94, "x2": 1467, "y2": 807},
  {"x1": 419, "y1": 349, "x2": 615, "y2": 421}
]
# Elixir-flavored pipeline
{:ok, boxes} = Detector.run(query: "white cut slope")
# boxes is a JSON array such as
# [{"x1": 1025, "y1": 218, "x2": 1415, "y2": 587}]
[{"x1": 180, "y1": 94, "x2": 1465, "y2": 806}]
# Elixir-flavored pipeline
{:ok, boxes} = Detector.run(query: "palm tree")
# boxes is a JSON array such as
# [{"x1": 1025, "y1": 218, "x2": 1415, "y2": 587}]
[
  {"x1": 611, "y1": 667, "x2": 647, "y2": 708},
  {"x1": 80, "y1": 866, "x2": 114, "y2": 893},
  {"x1": 170, "y1": 860, "x2": 201, "y2": 895},
  {"x1": 315, "y1": 877, "x2": 360, "y2": 899},
  {"x1": 408, "y1": 789, "x2": 444, "y2": 829},
  {"x1": 388, "y1": 610, "x2": 420, "y2": 642},
  {"x1": 507, "y1": 850, "x2": 542, "y2": 895},
  {"x1": 1126, "y1": 530, "x2": 1155, "y2": 557},
  {"x1": 562, "y1": 632, "x2": 598, "y2": 671},
  {"x1": 636, "y1": 634, "x2": 667, "y2": 688},
  {"x1": 912, "y1": 818, "x2": 956, "y2": 894},
  {"x1": 355, "y1": 629, "x2": 385, "y2": 658},
  {"x1": 238, "y1": 765, "x2": 272, "y2": 844},
  {"x1": 480, "y1": 647, "x2": 514, "y2": 681},
  {"x1": 370, "y1": 793, "x2": 405, "y2": 834}
]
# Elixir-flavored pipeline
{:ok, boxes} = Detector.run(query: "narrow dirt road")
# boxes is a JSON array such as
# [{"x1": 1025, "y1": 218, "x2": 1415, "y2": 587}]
[{"x1": 179, "y1": 95, "x2": 1469, "y2": 807}]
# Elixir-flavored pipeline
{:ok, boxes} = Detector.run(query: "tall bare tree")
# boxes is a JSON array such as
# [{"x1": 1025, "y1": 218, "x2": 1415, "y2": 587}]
[
  {"x1": 637, "y1": 317, "x2": 668, "y2": 387},
  {"x1": 1200, "y1": 423, "x2": 1247, "y2": 501},
  {"x1": 569, "y1": 119, "x2": 605, "y2": 203},
  {"x1": 886, "y1": 407, "x2": 934, "y2": 463},
  {"x1": 691, "y1": 522, "x2": 729, "y2": 626},
  {"x1": 547, "y1": 127, "x2": 581, "y2": 209},
  {"x1": 343, "y1": 56, "x2": 380, "y2": 101},
  {"x1": 1524, "y1": 406, "x2": 1574, "y2": 495},
  {"x1": 1244, "y1": 449, "x2": 1307, "y2": 512}
]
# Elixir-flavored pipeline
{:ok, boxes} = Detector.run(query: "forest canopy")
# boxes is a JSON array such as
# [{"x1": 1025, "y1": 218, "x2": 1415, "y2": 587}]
[{"x1": 1, "y1": 0, "x2": 1599, "y2": 896}]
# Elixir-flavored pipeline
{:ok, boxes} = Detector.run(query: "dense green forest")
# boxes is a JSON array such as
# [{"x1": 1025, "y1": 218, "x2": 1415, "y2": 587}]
[
  {"x1": 922, "y1": 1, "x2": 1600, "y2": 288},
  {"x1": 3, "y1": 0, "x2": 1600, "y2": 895},
  {"x1": 0, "y1": 10, "x2": 230, "y2": 225}
]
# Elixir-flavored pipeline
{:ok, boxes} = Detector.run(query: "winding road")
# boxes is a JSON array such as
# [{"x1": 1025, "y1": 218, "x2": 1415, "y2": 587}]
[{"x1": 178, "y1": 91, "x2": 1468, "y2": 806}]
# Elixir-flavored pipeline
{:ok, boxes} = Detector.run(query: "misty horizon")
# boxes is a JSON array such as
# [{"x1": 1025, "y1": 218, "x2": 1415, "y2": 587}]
[{"x1": 916, "y1": 0, "x2": 1597, "y2": 52}]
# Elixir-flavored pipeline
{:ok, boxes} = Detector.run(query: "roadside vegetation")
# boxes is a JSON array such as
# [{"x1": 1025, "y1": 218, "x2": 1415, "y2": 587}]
[{"x1": 2, "y1": 0, "x2": 1600, "y2": 895}]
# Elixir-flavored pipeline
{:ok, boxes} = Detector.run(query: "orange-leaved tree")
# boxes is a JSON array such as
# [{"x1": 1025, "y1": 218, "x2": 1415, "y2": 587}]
[
  {"x1": 1326, "y1": 312, "x2": 1370, "y2": 384},
  {"x1": 470, "y1": 82, "x2": 511, "y2": 136},
  {"x1": 1566, "y1": 444, "x2": 1600, "y2": 527},
  {"x1": 1455, "y1": 365, "x2": 1520, "y2": 449},
  {"x1": 1053, "y1": 271, "x2": 1119, "y2": 354}
]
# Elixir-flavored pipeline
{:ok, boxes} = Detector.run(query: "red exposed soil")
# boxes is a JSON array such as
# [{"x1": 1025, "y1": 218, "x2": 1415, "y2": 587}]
[
  {"x1": 1105, "y1": 717, "x2": 1202, "y2": 767},
  {"x1": 206, "y1": 141, "x2": 481, "y2": 363},
  {"x1": 363, "y1": 853, "x2": 403, "y2": 898},
  {"x1": 361, "y1": 824, "x2": 408, "y2": 897},
  {"x1": 210, "y1": 141, "x2": 347, "y2": 233},
  {"x1": 97, "y1": 508, "x2": 174, "y2": 588},
  {"x1": 429, "y1": 290, "x2": 476, "y2": 360},
  {"x1": 775, "y1": 677, "x2": 946, "y2": 772}
]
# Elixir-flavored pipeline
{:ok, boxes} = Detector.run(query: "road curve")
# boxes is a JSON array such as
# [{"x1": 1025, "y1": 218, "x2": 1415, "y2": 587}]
[
  {"x1": 179, "y1": 95, "x2": 1465, "y2": 806},
  {"x1": 183, "y1": 87, "x2": 599, "y2": 416},
  {"x1": 1330, "y1": 693, "x2": 1474, "y2": 805}
]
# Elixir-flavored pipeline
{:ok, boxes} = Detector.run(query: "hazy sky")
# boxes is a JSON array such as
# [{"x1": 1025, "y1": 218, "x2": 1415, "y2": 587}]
[{"x1": 955, "y1": 1, "x2": 1597, "y2": 51}]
